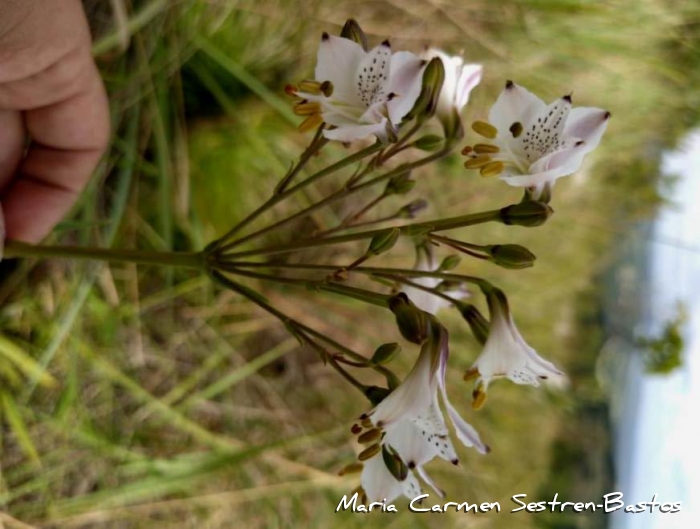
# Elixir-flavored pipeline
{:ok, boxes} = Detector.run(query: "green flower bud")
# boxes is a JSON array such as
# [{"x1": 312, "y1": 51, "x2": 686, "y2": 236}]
[
  {"x1": 340, "y1": 19, "x2": 369, "y2": 51},
  {"x1": 370, "y1": 343, "x2": 402, "y2": 365},
  {"x1": 404, "y1": 57, "x2": 445, "y2": 121},
  {"x1": 384, "y1": 171, "x2": 414, "y2": 195},
  {"x1": 458, "y1": 304, "x2": 489, "y2": 345},
  {"x1": 364, "y1": 386, "x2": 391, "y2": 407},
  {"x1": 398, "y1": 199, "x2": 428, "y2": 219},
  {"x1": 368, "y1": 228, "x2": 401, "y2": 255},
  {"x1": 414, "y1": 135, "x2": 444, "y2": 151},
  {"x1": 388, "y1": 293, "x2": 430, "y2": 344},
  {"x1": 487, "y1": 244, "x2": 536, "y2": 269},
  {"x1": 382, "y1": 445, "x2": 409, "y2": 481},
  {"x1": 499, "y1": 201, "x2": 553, "y2": 227},
  {"x1": 439, "y1": 255, "x2": 461, "y2": 271}
]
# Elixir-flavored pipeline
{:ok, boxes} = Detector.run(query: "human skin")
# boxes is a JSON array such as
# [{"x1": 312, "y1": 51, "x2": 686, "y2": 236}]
[{"x1": 0, "y1": 0, "x2": 110, "y2": 243}]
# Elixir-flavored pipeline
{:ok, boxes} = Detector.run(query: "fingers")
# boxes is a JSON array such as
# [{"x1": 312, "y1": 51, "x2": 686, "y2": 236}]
[
  {"x1": 0, "y1": 108, "x2": 24, "y2": 192},
  {"x1": 1, "y1": 58, "x2": 110, "y2": 242}
]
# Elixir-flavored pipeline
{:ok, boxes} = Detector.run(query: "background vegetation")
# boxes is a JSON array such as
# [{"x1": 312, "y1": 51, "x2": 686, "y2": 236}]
[{"x1": 1, "y1": 0, "x2": 699, "y2": 527}]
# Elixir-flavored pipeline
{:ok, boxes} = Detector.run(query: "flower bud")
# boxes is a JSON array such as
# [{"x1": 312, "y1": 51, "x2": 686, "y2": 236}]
[
  {"x1": 398, "y1": 199, "x2": 428, "y2": 219},
  {"x1": 370, "y1": 343, "x2": 401, "y2": 365},
  {"x1": 340, "y1": 19, "x2": 369, "y2": 51},
  {"x1": 458, "y1": 304, "x2": 489, "y2": 345},
  {"x1": 499, "y1": 201, "x2": 553, "y2": 227},
  {"x1": 486, "y1": 244, "x2": 536, "y2": 269},
  {"x1": 384, "y1": 171, "x2": 415, "y2": 195},
  {"x1": 368, "y1": 228, "x2": 401, "y2": 255},
  {"x1": 388, "y1": 293, "x2": 431, "y2": 344},
  {"x1": 364, "y1": 386, "x2": 391, "y2": 407},
  {"x1": 382, "y1": 445, "x2": 409, "y2": 481},
  {"x1": 414, "y1": 135, "x2": 444, "y2": 151},
  {"x1": 439, "y1": 255, "x2": 461, "y2": 271},
  {"x1": 404, "y1": 57, "x2": 445, "y2": 121}
]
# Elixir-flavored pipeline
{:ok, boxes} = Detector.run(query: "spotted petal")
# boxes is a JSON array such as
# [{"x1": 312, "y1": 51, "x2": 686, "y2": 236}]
[{"x1": 488, "y1": 81, "x2": 547, "y2": 135}]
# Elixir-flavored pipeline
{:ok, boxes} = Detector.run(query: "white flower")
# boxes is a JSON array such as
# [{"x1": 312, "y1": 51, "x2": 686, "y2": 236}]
[
  {"x1": 400, "y1": 249, "x2": 468, "y2": 315},
  {"x1": 423, "y1": 48, "x2": 482, "y2": 121},
  {"x1": 463, "y1": 81, "x2": 610, "y2": 197},
  {"x1": 466, "y1": 289, "x2": 563, "y2": 408},
  {"x1": 293, "y1": 34, "x2": 426, "y2": 142},
  {"x1": 356, "y1": 321, "x2": 488, "y2": 503}
]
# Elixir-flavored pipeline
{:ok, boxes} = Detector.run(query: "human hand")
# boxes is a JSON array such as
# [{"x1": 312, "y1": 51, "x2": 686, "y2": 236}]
[{"x1": 0, "y1": 0, "x2": 110, "y2": 245}]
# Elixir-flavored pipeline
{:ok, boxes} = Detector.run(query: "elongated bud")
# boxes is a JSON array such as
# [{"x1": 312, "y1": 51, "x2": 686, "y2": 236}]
[
  {"x1": 364, "y1": 386, "x2": 391, "y2": 406},
  {"x1": 404, "y1": 57, "x2": 445, "y2": 121},
  {"x1": 384, "y1": 171, "x2": 414, "y2": 195},
  {"x1": 439, "y1": 255, "x2": 461, "y2": 271},
  {"x1": 486, "y1": 244, "x2": 536, "y2": 269},
  {"x1": 370, "y1": 343, "x2": 401, "y2": 365},
  {"x1": 368, "y1": 228, "x2": 401, "y2": 255},
  {"x1": 340, "y1": 19, "x2": 369, "y2": 51},
  {"x1": 499, "y1": 201, "x2": 553, "y2": 227},
  {"x1": 458, "y1": 304, "x2": 489, "y2": 345},
  {"x1": 414, "y1": 134, "x2": 444, "y2": 151},
  {"x1": 398, "y1": 199, "x2": 428, "y2": 219},
  {"x1": 441, "y1": 107, "x2": 464, "y2": 141},
  {"x1": 382, "y1": 445, "x2": 409, "y2": 481},
  {"x1": 388, "y1": 293, "x2": 430, "y2": 344}
]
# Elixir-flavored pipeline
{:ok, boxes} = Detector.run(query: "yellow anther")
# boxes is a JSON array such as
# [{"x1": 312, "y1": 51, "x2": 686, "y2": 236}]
[
  {"x1": 463, "y1": 367, "x2": 480, "y2": 381},
  {"x1": 358, "y1": 443, "x2": 382, "y2": 461},
  {"x1": 294, "y1": 101, "x2": 322, "y2": 116},
  {"x1": 480, "y1": 161, "x2": 505, "y2": 178},
  {"x1": 360, "y1": 416, "x2": 374, "y2": 429},
  {"x1": 298, "y1": 113, "x2": 324, "y2": 133},
  {"x1": 357, "y1": 428, "x2": 382, "y2": 444},
  {"x1": 338, "y1": 462, "x2": 364, "y2": 476},
  {"x1": 463, "y1": 156, "x2": 493, "y2": 169},
  {"x1": 473, "y1": 143, "x2": 500, "y2": 154},
  {"x1": 472, "y1": 384, "x2": 487, "y2": 410},
  {"x1": 298, "y1": 80, "x2": 323, "y2": 94},
  {"x1": 472, "y1": 120, "x2": 498, "y2": 139}
]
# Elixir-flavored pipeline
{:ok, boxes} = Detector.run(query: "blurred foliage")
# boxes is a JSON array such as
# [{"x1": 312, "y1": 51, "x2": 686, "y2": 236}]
[
  {"x1": 638, "y1": 303, "x2": 686, "y2": 375},
  {"x1": 0, "y1": 0, "x2": 698, "y2": 527}
]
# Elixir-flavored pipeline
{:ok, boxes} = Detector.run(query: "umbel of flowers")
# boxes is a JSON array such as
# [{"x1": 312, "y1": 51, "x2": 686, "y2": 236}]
[{"x1": 1, "y1": 18, "x2": 609, "y2": 507}]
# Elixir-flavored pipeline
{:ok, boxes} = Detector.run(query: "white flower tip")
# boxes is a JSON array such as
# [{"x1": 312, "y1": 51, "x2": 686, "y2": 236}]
[
  {"x1": 381, "y1": 39, "x2": 391, "y2": 48},
  {"x1": 321, "y1": 32, "x2": 330, "y2": 41},
  {"x1": 505, "y1": 79, "x2": 515, "y2": 89},
  {"x1": 603, "y1": 110, "x2": 612, "y2": 120},
  {"x1": 563, "y1": 94, "x2": 572, "y2": 103},
  {"x1": 451, "y1": 458, "x2": 459, "y2": 466}
]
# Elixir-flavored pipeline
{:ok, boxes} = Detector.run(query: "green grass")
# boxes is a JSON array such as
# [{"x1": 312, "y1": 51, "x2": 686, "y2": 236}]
[{"x1": 1, "y1": 0, "x2": 699, "y2": 527}]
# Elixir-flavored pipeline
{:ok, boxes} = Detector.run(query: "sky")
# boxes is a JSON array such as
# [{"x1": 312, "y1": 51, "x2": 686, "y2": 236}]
[{"x1": 611, "y1": 130, "x2": 700, "y2": 529}]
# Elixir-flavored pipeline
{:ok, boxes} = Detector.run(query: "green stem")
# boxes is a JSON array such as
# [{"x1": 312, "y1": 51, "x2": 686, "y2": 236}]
[
  {"x1": 4, "y1": 241, "x2": 204, "y2": 270},
  {"x1": 213, "y1": 143, "x2": 383, "y2": 249},
  {"x1": 219, "y1": 261, "x2": 492, "y2": 291},
  {"x1": 220, "y1": 207, "x2": 503, "y2": 259},
  {"x1": 220, "y1": 265, "x2": 389, "y2": 308},
  {"x1": 274, "y1": 127, "x2": 328, "y2": 194},
  {"x1": 216, "y1": 146, "x2": 452, "y2": 253}
]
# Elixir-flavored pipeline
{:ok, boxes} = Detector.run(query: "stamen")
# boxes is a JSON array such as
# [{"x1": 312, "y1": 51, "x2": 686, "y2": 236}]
[
  {"x1": 351, "y1": 424, "x2": 362, "y2": 435},
  {"x1": 298, "y1": 80, "x2": 323, "y2": 94},
  {"x1": 509, "y1": 122, "x2": 523, "y2": 138},
  {"x1": 471, "y1": 120, "x2": 498, "y2": 139},
  {"x1": 463, "y1": 367, "x2": 480, "y2": 381},
  {"x1": 298, "y1": 113, "x2": 323, "y2": 133},
  {"x1": 357, "y1": 428, "x2": 382, "y2": 444},
  {"x1": 472, "y1": 384, "x2": 487, "y2": 410},
  {"x1": 338, "y1": 462, "x2": 364, "y2": 476},
  {"x1": 358, "y1": 443, "x2": 381, "y2": 461},
  {"x1": 463, "y1": 156, "x2": 493, "y2": 169},
  {"x1": 293, "y1": 101, "x2": 322, "y2": 116},
  {"x1": 480, "y1": 161, "x2": 505, "y2": 178},
  {"x1": 473, "y1": 143, "x2": 500, "y2": 154},
  {"x1": 461, "y1": 145, "x2": 473, "y2": 155},
  {"x1": 320, "y1": 80, "x2": 334, "y2": 97},
  {"x1": 360, "y1": 417, "x2": 374, "y2": 429},
  {"x1": 284, "y1": 84, "x2": 298, "y2": 96}
]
